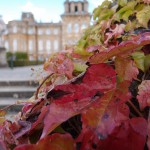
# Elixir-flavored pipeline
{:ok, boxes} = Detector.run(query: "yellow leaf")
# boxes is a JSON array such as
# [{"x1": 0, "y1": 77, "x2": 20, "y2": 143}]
[{"x1": 136, "y1": 6, "x2": 150, "y2": 28}]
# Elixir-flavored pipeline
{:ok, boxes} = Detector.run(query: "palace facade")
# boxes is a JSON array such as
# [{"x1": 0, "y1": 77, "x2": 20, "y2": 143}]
[{"x1": 1, "y1": 0, "x2": 91, "y2": 60}]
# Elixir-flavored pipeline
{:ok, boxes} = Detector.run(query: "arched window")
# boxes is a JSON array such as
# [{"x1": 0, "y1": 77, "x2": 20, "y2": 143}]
[
  {"x1": 67, "y1": 23, "x2": 72, "y2": 33},
  {"x1": 74, "y1": 23, "x2": 79, "y2": 33}
]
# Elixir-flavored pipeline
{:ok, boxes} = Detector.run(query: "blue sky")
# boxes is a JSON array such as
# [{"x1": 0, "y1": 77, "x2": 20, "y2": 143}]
[{"x1": 0, "y1": 0, "x2": 104, "y2": 23}]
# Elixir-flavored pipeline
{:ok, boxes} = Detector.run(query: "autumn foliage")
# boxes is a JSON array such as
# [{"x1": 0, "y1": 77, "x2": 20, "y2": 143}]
[{"x1": 0, "y1": 0, "x2": 150, "y2": 149}]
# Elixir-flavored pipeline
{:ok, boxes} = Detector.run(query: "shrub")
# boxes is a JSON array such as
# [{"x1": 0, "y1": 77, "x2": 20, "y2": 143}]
[{"x1": 15, "y1": 52, "x2": 28, "y2": 60}]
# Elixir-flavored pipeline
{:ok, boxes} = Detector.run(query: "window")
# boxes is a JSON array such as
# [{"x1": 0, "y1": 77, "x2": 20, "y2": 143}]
[
  {"x1": 29, "y1": 40, "x2": 33, "y2": 51},
  {"x1": 29, "y1": 55, "x2": 34, "y2": 61},
  {"x1": 81, "y1": 23, "x2": 87, "y2": 30},
  {"x1": 13, "y1": 39, "x2": 17, "y2": 52},
  {"x1": 13, "y1": 26, "x2": 17, "y2": 33},
  {"x1": 23, "y1": 28, "x2": 26, "y2": 34},
  {"x1": 53, "y1": 29, "x2": 58, "y2": 35},
  {"x1": 38, "y1": 40, "x2": 43, "y2": 51},
  {"x1": 75, "y1": 6, "x2": 78, "y2": 12},
  {"x1": 46, "y1": 40, "x2": 51, "y2": 52},
  {"x1": 4, "y1": 29, "x2": 8, "y2": 34},
  {"x1": 28, "y1": 28, "x2": 33, "y2": 34},
  {"x1": 38, "y1": 29, "x2": 43, "y2": 35},
  {"x1": 54, "y1": 40, "x2": 59, "y2": 51},
  {"x1": 67, "y1": 23, "x2": 72, "y2": 33},
  {"x1": 4, "y1": 41, "x2": 9, "y2": 50},
  {"x1": 74, "y1": 23, "x2": 79, "y2": 33},
  {"x1": 23, "y1": 41, "x2": 26, "y2": 51},
  {"x1": 38, "y1": 55, "x2": 44, "y2": 61},
  {"x1": 46, "y1": 29, "x2": 51, "y2": 35}
]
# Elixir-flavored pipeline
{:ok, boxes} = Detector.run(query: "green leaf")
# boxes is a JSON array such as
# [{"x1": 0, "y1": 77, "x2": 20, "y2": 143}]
[
  {"x1": 93, "y1": 0, "x2": 111, "y2": 20},
  {"x1": 118, "y1": 0, "x2": 127, "y2": 7},
  {"x1": 144, "y1": 54, "x2": 150, "y2": 72},
  {"x1": 101, "y1": 0, "x2": 112, "y2": 8},
  {"x1": 93, "y1": 6, "x2": 102, "y2": 20},
  {"x1": 114, "y1": 1, "x2": 137, "y2": 21},
  {"x1": 74, "y1": 62, "x2": 88, "y2": 72},
  {"x1": 132, "y1": 52, "x2": 145, "y2": 72},
  {"x1": 98, "y1": 9, "x2": 114, "y2": 22},
  {"x1": 117, "y1": 1, "x2": 137, "y2": 14},
  {"x1": 136, "y1": 6, "x2": 150, "y2": 28},
  {"x1": 122, "y1": 9, "x2": 133, "y2": 22},
  {"x1": 125, "y1": 20, "x2": 136, "y2": 32},
  {"x1": 135, "y1": 3, "x2": 145, "y2": 11},
  {"x1": 75, "y1": 40, "x2": 90, "y2": 56}
]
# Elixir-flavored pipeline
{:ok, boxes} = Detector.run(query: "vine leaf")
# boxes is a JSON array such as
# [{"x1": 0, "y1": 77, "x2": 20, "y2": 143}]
[
  {"x1": 14, "y1": 133, "x2": 76, "y2": 150},
  {"x1": 44, "y1": 53, "x2": 74, "y2": 79},
  {"x1": 0, "y1": 110, "x2": 6, "y2": 125},
  {"x1": 136, "y1": 6, "x2": 150, "y2": 28},
  {"x1": 79, "y1": 81, "x2": 131, "y2": 147},
  {"x1": 104, "y1": 24, "x2": 125, "y2": 44},
  {"x1": 132, "y1": 51, "x2": 145, "y2": 72},
  {"x1": 114, "y1": 1, "x2": 136, "y2": 22},
  {"x1": 144, "y1": 54, "x2": 150, "y2": 71},
  {"x1": 41, "y1": 64, "x2": 116, "y2": 138},
  {"x1": 89, "y1": 32, "x2": 150, "y2": 64},
  {"x1": 137, "y1": 80, "x2": 150, "y2": 110},
  {"x1": 115, "y1": 57, "x2": 139, "y2": 82},
  {"x1": 78, "y1": 117, "x2": 147, "y2": 150}
]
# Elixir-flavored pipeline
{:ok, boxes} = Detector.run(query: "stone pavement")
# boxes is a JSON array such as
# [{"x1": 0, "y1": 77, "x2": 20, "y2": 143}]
[
  {"x1": 0, "y1": 65, "x2": 43, "y2": 81},
  {"x1": 0, "y1": 65, "x2": 43, "y2": 112}
]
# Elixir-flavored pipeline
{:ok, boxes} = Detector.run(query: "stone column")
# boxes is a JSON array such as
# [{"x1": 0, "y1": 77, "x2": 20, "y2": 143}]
[
  {"x1": 70, "y1": 2, "x2": 75, "y2": 13},
  {"x1": 0, "y1": 47, "x2": 7, "y2": 67}
]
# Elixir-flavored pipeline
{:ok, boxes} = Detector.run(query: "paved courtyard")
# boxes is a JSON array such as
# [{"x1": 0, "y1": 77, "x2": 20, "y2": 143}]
[{"x1": 0, "y1": 65, "x2": 43, "y2": 81}]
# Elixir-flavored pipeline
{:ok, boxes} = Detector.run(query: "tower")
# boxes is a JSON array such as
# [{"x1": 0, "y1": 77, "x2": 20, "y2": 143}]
[{"x1": 61, "y1": 0, "x2": 91, "y2": 49}]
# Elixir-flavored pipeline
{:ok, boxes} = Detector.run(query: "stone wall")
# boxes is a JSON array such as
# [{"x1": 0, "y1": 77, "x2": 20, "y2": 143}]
[{"x1": 0, "y1": 47, "x2": 7, "y2": 67}]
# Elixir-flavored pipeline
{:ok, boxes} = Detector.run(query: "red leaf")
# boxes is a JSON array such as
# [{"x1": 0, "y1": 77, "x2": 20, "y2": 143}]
[
  {"x1": 78, "y1": 80, "x2": 131, "y2": 149},
  {"x1": 137, "y1": 80, "x2": 150, "y2": 110},
  {"x1": 81, "y1": 90, "x2": 114, "y2": 128},
  {"x1": 30, "y1": 106, "x2": 49, "y2": 131},
  {"x1": 83, "y1": 63, "x2": 116, "y2": 91},
  {"x1": 79, "y1": 117, "x2": 147, "y2": 150},
  {"x1": 89, "y1": 32, "x2": 150, "y2": 64},
  {"x1": 147, "y1": 111, "x2": 150, "y2": 149},
  {"x1": 44, "y1": 53, "x2": 74, "y2": 78},
  {"x1": 81, "y1": 81, "x2": 131, "y2": 135},
  {"x1": 15, "y1": 133, "x2": 76, "y2": 150},
  {"x1": 0, "y1": 140, "x2": 7, "y2": 150},
  {"x1": 41, "y1": 64, "x2": 116, "y2": 138},
  {"x1": 115, "y1": 57, "x2": 139, "y2": 82}
]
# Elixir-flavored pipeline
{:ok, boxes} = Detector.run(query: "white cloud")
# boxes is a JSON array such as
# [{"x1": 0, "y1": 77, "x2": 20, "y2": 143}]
[
  {"x1": 21, "y1": 1, "x2": 60, "y2": 22},
  {"x1": 90, "y1": 0, "x2": 104, "y2": 7}
]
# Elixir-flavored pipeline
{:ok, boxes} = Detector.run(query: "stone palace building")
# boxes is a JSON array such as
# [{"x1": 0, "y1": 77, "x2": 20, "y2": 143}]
[{"x1": 1, "y1": 0, "x2": 91, "y2": 60}]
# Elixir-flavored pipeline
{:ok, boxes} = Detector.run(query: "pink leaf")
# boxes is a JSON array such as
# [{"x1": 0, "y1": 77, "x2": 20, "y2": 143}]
[{"x1": 137, "y1": 80, "x2": 150, "y2": 110}]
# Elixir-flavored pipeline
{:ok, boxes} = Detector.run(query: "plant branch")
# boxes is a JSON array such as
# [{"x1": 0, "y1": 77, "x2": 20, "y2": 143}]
[
  {"x1": 35, "y1": 73, "x2": 54, "y2": 99},
  {"x1": 127, "y1": 100, "x2": 143, "y2": 117}
]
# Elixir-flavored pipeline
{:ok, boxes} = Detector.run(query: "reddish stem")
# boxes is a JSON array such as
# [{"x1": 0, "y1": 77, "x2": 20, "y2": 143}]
[
  {"x1": 35, "y1": 73, "x2": 54, "y2": 99},
  {"x1": 127, "y1": 100, "x2": 143, "y2": 117}
]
